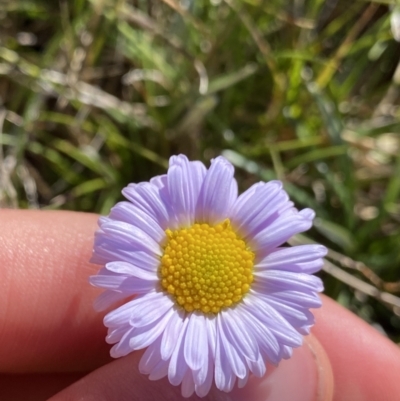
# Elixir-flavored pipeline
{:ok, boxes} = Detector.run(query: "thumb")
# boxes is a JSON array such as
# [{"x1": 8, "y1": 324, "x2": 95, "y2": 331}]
[
  {"x1": 229, "y1": 334, "x2": 333, "y2": 401},
  {"x1": 49, "y1": 334, "x2": 333, "y2": 401}
]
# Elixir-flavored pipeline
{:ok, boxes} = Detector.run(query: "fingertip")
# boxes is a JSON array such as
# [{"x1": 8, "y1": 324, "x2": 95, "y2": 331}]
[
  {"x1": 228, "y1": 334, "x2": 333, "y2": 401},
  {"x1": 313, "y1": 295, "x2": 400, "y2": 401},
  {"x1": 305, "y1": 334, "x2": 334, "y2": 401},
  {"x1": 0, "y1": 210, "x2": 109, "y2": 372},
  {"x1": 48, "y1": 336, "x2": 334, "y2": 401}
]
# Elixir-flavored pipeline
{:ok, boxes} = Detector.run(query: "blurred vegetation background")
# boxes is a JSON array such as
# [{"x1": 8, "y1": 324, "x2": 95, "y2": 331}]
[{"x1": 1, "y1": 0, "x2": 400, "y2": 343}]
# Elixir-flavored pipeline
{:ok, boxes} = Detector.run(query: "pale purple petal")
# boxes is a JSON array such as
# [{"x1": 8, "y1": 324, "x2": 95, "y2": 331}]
[
  {"x1": 110, "y1": 327, "x2": 135, "y2": 357},
  {"x1": 231, "y1": 182, "x2": 263, "y2": 213},
  {"x1": 104, "y1": 291, "x2": 162, "y2": 327},
  {"x1": 89, "y1": 274, "x2": 129, "y2": 289},
  {"x1": 181, "y1": 370, "x2": 195, "y2": 398},
  {"x1": 299, "y1": 208, "x2": 316, "y2": 221},
  {"x1": 230, "y1": 181, "x2": 292, "y2": 239},
  {"x1": 150, "y1": 174, "x2": 167, "y2": 189},
  {"x1": 238, "y1": 374, "x2": 249, "y2": 389},
  {"x1": 168, "y1": 155, "x2": 206, "y2": 227},
  {"x1": 139, "y1": 335, "x2": 163, "y2": 374},
  {"x1": 193, "y1": 351, "x2": 210, "y2": 387},
  {"x1": 106, "y1": 324, "x2": 131, "y2": 344},
  {"x1": 256, "y1": 245, "x2": 327, "y2": 274},
  {"x1": 99, "y1": 220, "x2": 163, "y2": 256},
  {"x1": 192, "y1": 321, "x2": 216, "y2": 393},
  {"x1": 195, "y1": 156, "x2": 237, "y2": 224},
  {"x1": 90, "y1": 275, "x2": 155, "y2": 294},
  {"x1": 244, "y1": 299, "x2": 302, "y2": 347},
  {"x1": 249, "y1": 214, "x2": 314, "y2": 259},
  {"x1": 265, "y1": 290, "x2": 322, "y2": 309},
  {"x1": 254, "y1": 270, "x2": 324, "y2": 293},
  {"x1": 242, "y1": 296, "x2": 303, "y2": 348},
  {"x1": 217, "y1": 315, "x2": 246, "y2": 379},
  {"x1": 246, "y1": 352, "x2": 266, "y2": 377},
  {"x1": 93, "y1": 290, "x2": 131, "y2": 312},
  {"x1": 238, "y1": 306, "x2": 281, "y2": 365},
  {"x1": 184, "y1": 313, "x2": 208, "y2": 371},
  {"x1": 214, "y1": 330, "x2": 236, "y2": 393},
  {"x1": 205, "y1": 316, "x2": 217, "y2": 359},
  {"x1": 139, "y1": 340, "x2": 161, "y2": 373},
  {"x1": 104, "y1": 298, "x2": 138, "y2": 327},
  {"x1": 220, "y1": 309, "x2": 259, "y2": 362},
  {"x1": 282, "y1": 345, "x2": 293, "y2": 359},
  {"x1": 297, "y1": 324, "x2": 314, "y2": 335},
  {"x1": 168, "y1": 318, "x2": 190, "y2": 386},
  {"x1": 91, "y1": 233, "x2": 159, "y2": 272},
  {"x1": 161, "y1": 308, "x2": 185, "y2": 360},
  {"x1": 90, "y1": 262, "x2": 158, "y2": 294},
  {"x1": 149, "y1": 359, "x2": 169, "y2": 381},
  {"x1": 130, "y1": 293, "x2": 174, "y2": 327},
  {"x1": 122, "y1": 182, "x2": 172, "y2": 230},
  {"x1": 105, "y1": 261, "x2": 158, "y2": 279},
  {"x1": 255, "y1": 293, "x2": 315, "y2": 327},
  {"x1": 194, "y1": 357, "x2": 214, "y2": 396},
  {"x1": 129, "y1": 308, "x2": 174, "y2": 350},
  {"x1": 149, "y1": 174, "x2": 179, "y2": 230},
  {"x1": 108, "y1": 202, "x2": 166, "y2": 244}
]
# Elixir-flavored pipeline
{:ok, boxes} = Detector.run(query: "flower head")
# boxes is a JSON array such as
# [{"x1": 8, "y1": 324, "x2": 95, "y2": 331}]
[{"x1": 90, "y1": 155, "x2": 326, "y2": 398}]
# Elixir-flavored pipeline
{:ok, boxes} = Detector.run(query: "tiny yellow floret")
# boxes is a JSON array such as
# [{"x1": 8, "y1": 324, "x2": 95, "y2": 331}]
[{"x1": 159, "y1": 219, "x2": 254, "y2": 314}]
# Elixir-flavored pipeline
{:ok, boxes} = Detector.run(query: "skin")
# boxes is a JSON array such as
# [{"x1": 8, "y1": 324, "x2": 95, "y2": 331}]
[{"x1": 0, "y1": 210, "x2": 399, "y2": 401}]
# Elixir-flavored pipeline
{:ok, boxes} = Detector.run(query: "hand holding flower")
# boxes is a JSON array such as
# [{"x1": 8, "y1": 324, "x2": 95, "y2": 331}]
[{"x1": 1, "y1": 186, "x2": 400, "y2": 400}]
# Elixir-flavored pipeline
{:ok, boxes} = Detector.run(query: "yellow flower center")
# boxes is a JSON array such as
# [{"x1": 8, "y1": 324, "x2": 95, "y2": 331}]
[{"x1": 159, "y1": 219, "x2": 254, "y2": 314}]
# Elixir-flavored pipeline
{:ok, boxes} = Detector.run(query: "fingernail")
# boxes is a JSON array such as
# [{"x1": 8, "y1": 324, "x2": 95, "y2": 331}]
[{"x1": 213, "y1": 334, "x2": 333, "y2": 401}]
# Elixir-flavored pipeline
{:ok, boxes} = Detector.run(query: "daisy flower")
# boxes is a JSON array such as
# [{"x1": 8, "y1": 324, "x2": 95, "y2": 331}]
[{"x1": 90, "y1": 155, "x2": 326, "y2": 398}]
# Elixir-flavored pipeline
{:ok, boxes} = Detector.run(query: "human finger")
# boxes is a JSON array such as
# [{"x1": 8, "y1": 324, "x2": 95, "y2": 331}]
[
  {"x1": 0, "y1": 210, "x2": 109, "y2": 372},
  {"x1": 3, "y1": 210, "x2": 399, "y2": 401},
  {"x1": 312, "y1": 295, "x2": 400, "y2": 401},
  {"x1": 0, "y1": 373, "x2": 84, "y2": 401},
  {"x1": 48, "y1": 334, "x2": 333, "y2": 401}
]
